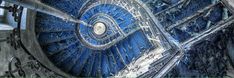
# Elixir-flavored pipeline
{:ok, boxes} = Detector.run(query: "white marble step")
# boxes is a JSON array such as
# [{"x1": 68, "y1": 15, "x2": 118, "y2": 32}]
[{"x1": 0, "y1": 24, "x2": 13, "y2": 30}]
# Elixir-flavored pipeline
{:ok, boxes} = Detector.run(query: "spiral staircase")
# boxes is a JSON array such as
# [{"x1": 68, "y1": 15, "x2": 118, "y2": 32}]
[{"x1": 0, "y1": 0, "x2": 234, "y2": 77}]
